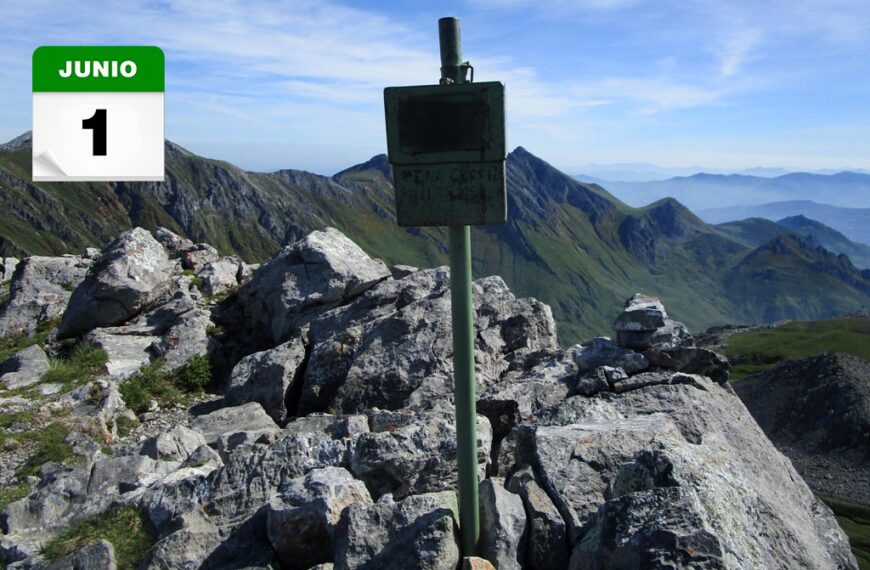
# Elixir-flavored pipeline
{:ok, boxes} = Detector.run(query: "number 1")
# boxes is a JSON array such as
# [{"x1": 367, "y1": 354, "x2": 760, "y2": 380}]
[{"x1": 82, "y1": 109, "x2": 107, "y2": 156}]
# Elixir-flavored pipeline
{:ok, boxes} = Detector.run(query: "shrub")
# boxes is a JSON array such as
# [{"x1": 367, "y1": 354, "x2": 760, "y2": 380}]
[
  {"x1": 41, "y1": 505, "x2": 156, "y2": 568},
  {"x1": 119, "y1": 355, "x2": 213, "y2": 416},
  {"x1": 174, "y1": 355, "x2": 212, "y2": 392},
  {"x1": 119, "y1": 361, "x2": 180, "y2": 414}
]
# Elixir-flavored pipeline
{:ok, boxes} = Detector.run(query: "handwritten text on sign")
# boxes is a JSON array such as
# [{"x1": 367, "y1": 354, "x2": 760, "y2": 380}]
[{"x1": 394, "y1": 162, "x2": 505, "y2": 227}]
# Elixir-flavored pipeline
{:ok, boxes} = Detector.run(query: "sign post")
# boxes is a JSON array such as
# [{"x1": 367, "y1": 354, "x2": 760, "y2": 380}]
[{"x1": 384, "y1": 17, "x2": 506, "y2": 556}]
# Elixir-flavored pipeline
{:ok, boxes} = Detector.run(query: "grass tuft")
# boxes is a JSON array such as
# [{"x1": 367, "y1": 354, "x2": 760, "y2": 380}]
[
  {"x1": 41, "y1": 505, "x2": 156, "y2": 568},
  {"x1": 41, "y1": 341, "x2": 108, "y2": 392},
  {"x1": 16, "y1": 423, "x2": 75, "y2": 479},
  {"x1": 119, "y1": 355, "x2": 212, "y2": 415},
  {"x1": 0, "y1": 482, "x2": 29, "y2": 511}
]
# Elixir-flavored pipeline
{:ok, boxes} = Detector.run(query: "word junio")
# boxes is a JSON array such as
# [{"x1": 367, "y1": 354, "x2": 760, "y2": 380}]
[{"x1": 58, "y1": 60, "x2": 137, "y2": 78}]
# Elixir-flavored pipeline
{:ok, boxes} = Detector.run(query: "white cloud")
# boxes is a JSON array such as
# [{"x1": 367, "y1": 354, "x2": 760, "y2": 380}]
[{"x1": 716, "y1": 27, "x2": 762, "y2": 79}]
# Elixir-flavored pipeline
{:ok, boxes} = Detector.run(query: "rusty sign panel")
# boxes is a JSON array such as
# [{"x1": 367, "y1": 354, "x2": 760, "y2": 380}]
[{"x1": 384, "y1": 81, "x2": 506, "y2": 226}]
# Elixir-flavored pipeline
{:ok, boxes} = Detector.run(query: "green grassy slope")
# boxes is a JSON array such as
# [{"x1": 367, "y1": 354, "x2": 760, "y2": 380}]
[
  {"x1": 724, "y1": 316, "x2": 870, "y2": 379},
  {"x1": 3, "y1": 135, "x2": 870, "y2": 344}
]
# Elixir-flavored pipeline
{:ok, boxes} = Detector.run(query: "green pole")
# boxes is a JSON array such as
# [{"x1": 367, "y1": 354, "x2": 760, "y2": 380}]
[{"x1": 439, "y1": 16, "x2": 480, "y2": 557}]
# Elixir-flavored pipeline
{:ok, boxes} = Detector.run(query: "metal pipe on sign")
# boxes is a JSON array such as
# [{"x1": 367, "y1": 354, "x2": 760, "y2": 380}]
[{"x1": 439, "y1": 16, "x2": 481, "y2": 557}]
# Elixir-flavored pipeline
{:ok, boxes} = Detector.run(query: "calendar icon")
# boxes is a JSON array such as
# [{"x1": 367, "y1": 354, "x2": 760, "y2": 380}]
[{"x1": 32, "y1": 46, "x2": 165, "y2": 181}]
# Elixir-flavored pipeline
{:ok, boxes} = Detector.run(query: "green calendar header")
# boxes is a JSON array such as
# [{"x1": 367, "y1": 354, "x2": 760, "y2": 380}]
[{"x1": 33, "y1": 46, "x2": 164, "y2": 92}]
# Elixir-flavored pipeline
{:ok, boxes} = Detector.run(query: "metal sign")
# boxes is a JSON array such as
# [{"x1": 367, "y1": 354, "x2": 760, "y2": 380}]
[{"x1": 384, "y1": 81, "x2": 506, "y2": 226}]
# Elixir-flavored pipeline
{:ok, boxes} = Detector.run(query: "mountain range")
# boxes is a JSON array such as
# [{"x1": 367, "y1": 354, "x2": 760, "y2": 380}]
[
  {"x1": 577, "y1": 163, "x2": 870, "y2": 183},
  {"x1": 1, "y1": 132, "x2": 869, "y2": 344},
  {"x1": 701, "y1": 201, "x2": 870, "y2": 246},
  {"x1": 585, "y1": 171, "x2": 870, "y2": 211},
  {"x1": 717, "y1": 215, "x2": 870, "y2": 269}
]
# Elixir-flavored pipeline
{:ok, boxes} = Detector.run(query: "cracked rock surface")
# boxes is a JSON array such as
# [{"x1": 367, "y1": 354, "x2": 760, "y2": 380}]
[{"x1": 0, "y1": 227, "x2": 858, "y2": 569}]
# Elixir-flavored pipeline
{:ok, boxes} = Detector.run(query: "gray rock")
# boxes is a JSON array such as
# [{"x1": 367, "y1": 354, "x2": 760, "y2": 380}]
[
  {"x1": 531, "y1": 378, "x2": 856, "y2": 568},
  {"x1": 144, "y1": 512, "x2": 223, "y2": 569},
  {"x1": 283, "y1": 414, "x2": 370, "y2": 440},
  {"x1": 2, "y1": 257, "x2": 19, "y2": 282},
  {"x1": 83, "y1": 247, "x2": 101, "y2": 260},
  {"x1": 87, "y1": 328, "x2": 158, "y2": 378},
  {"x1": 181, "y1": 245, "x2": 220, "y2": 272},
  {"x1": 569, "y1": 486, "x2": 725, "y2": 570},
  {"x1": 479, "y1": 478, "x2": 526, "y2": 570},
  {"x1": 351, "y1": 409, "x2": 492, "y2": 500},
  {"x1": 299, "y1": 268, "x2": 557, "y2": 415},
  {"x1": 204, "y1": 426, "x2": 362, "y2": 523},
  {"x1": 612, "y1": 293, "x2": 667, "y2": 332},
  {"x1": 333, "y1": 491, "x2": 460, "y2": 570},
  {"x1": 198, "y1": 259, "x2": 241, "y2": 297},
  {"x1": 645, "y1": 345, "x2": 731, "y2": 383},
  {"x1": 226, "y1": 337, "x2": 307, "y2": 424},
  {"x1": 190, "y1": 402, "x2": 278, "y2": 446},
  {"x1": 609, "y1": 370, "x2": 673, "y2": 393},
  {"x1": 616, "y1": 318, "x2": 693, "y2": 351},
  {"x1": 480, "y1": 353, "x2": 574, "y2": 418},
  {"x1": 232, "y1": 228, "x2": 391, "y2": 346},
  {"x1": 389, "y1": 265, "x2": 417, "y2": 280},
  {"x1": 571, "y1": 368, "x2": 611, "y2": 397},
  {"x1": 570, "y1": 337, "x2": 648, "y2": 374},
  {"x1": 0, "y1": 255, "x2": 92, "y2": 336},
  {"x1": 0, "y1": 345, "x2": 50, "y2": 389},
  {"x1": 145, "y1": 288, "x2": 214, "y2": 372},
  {"x1": 267, "y1": 467, "x2": 372, "y2": 569},
  {"x1": 215, "y1": 429, "x2": 278, "y2": 461},
  {"x1": 84, "y1": 283, "x2": 214, "y2": 377},
  {"x1": 45, "y1": 539, "x2": 116, "y2": 570},
  {"x1": 59, "y1": 228, "x2": 173, "y2": 339},
  {"x1": 506, "y1": 466, "x2": 569, "y2": 570},
  {"x1": 154, "y1": 227, "x2": 195, "y2": 254}
]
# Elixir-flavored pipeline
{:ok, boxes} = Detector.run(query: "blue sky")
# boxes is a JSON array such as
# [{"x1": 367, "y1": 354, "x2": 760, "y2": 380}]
[{"x1": 2, "y1": 0, "x2": 869, "y2": 175}]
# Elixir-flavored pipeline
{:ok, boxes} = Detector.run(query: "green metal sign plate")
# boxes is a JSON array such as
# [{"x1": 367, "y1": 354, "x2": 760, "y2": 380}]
[{"x1": 384, "y1": 81, "x2": 506, "y2": 226}]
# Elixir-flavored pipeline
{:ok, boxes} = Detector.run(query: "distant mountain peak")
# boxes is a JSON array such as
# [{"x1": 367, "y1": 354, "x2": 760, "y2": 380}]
[
  {"x1": 0, "y1": 131, "x2": 32, "y2": 152},
  {"x1": 334, "y1": 153, "x2": 391, "y2": 181}
]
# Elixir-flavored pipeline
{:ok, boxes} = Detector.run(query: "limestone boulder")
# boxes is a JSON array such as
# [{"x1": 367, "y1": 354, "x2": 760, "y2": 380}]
[
  {"x1": 59, "y1": 228, "x2": 173, "y2": 339},
  {"x1": 0, "y1": 345, "x2": 51, "y2": 389},
  {"x1": 229, "y1": 227, "x2": 391, "y2": 346},
  {"x1": 225, "y1": 336, "x2": 307, "y2": 424},
  {"x1": 333, "y1": 492, "x2": 460, "y2": 570},
  {"x1": 0, "y1": 255, "x2": 91, "y2": 336},
  {"x1": 189, "y1": 402, "x2": 278, "y2": 446}
]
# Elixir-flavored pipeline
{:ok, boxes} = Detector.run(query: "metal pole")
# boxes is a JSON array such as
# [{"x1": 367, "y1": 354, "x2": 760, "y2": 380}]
[{"x1": 439, "y1": 16, "x2": 480, "y2": 557}]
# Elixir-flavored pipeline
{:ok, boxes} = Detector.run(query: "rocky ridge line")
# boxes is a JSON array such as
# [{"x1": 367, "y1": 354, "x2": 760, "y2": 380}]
[{"x1": 0, "y1": 227, "x2": 858, "y2": 569}]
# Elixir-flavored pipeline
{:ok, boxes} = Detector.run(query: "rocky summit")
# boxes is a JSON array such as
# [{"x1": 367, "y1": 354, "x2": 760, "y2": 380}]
[{"x1": 0, "y1": 227, "x2": 858, "y2": 569}]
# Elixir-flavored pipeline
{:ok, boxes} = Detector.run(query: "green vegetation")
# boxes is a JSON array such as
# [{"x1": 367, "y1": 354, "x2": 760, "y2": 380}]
[
  {"x1": 819, "y1": 496, "x2": 870, "y2": 569},
  {"x1": 0, "y1": 482, "x2": 29, "y2": 511},
  {"x1": 1, "y1": 409, "x2": 79, "y2": 479},
  {"x1": 119, "y1": 356, "x2": 212, "y2": 415},
  {"x1": 725, "y1": 316, "x2": 870, "y2": 380},
  {"x1": 16, "y1": 422, "x2": 76, "y2": 478},
  {"x1": 0, "y1": 318, "x2": 58, "y2": 365},
  {"x1": 41, "y1": 341, "x2": 108, "y2": 392},
  {"x1": 173, "y1": 354, "x2": 211, "y2": 392},
  {"x1": 41, "y1": 505, "x2": 156, "y2": 568}
]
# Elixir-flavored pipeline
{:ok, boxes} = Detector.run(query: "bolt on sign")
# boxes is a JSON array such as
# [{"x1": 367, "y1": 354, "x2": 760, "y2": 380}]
[
  {"x1": 32, "y1": 46, "x2": 165, "y2": 181},
  {"x1": 384, "y1": 81, "x2": 506, "y2": 226}
]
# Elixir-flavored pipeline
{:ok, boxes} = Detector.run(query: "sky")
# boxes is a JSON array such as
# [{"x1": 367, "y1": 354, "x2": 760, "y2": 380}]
[{"x1": 2, "y1": 0, "x2": 870, "y2": 175}]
